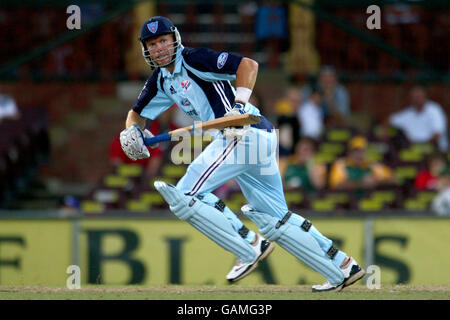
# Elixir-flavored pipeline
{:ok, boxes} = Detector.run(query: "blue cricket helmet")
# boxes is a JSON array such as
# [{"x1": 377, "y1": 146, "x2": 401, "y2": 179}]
[{"x1": 139, "y1": 16, "x2": 182, "y2": 68}]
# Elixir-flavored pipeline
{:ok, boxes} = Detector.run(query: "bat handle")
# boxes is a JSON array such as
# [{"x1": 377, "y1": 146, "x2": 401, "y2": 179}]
[{"x1": 144, "y1": 132, "x2": 171, "y2": 146}]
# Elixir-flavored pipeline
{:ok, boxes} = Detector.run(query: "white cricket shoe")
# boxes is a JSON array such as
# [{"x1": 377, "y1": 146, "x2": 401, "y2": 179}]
[
  {"x1": 226, "y1": 234, "x2": 274, "y2": 283},
  {"x1": 311, "y1": 281, "x2": 344, "y2": 293},
  {"x1": 342, "y1": 257, "x2": 366, "y2": 287},
  {"x1": 312, "y1": 257, "x2": 365, "y2": 292}
]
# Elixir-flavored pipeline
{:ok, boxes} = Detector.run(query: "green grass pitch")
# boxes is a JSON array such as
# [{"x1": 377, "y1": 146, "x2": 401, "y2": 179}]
[{"x1": 0, "y1": 285, "x2": 449, "y2": 300}]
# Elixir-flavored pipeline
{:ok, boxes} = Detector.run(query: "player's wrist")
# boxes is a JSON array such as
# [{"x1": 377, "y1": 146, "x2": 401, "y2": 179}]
[{"x1": 235, "y1": 87, "x2": 252, "y2": 105}]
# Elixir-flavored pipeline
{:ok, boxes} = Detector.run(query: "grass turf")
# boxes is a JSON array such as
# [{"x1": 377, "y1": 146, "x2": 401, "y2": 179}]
[{"x1": 0, "y1": 285, "x2": 449, "y2": 300}]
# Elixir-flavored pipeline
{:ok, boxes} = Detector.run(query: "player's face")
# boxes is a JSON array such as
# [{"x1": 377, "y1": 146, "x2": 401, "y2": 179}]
[{"x1": 145, "y1": 34, "x2": 175, "y2": 67}]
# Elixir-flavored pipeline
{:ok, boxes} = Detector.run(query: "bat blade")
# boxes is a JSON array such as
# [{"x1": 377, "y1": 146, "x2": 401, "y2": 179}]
[
  {"x1": 144, "y1": 114, "x2": 261, "y2": 146},
  {"x1": 196, "y1": 114, "x2": 261, "y2": 131}
]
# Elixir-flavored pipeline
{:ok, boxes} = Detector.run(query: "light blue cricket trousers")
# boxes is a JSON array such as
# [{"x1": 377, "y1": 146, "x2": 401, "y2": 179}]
[{"x1": 176, "y1": 126, "x2": 348, "y2": 271}]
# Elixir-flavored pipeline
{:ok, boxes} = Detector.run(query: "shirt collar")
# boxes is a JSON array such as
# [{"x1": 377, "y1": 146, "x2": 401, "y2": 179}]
[{"x1": 161, "y1": 45, "x2": 184, "y2": 78}]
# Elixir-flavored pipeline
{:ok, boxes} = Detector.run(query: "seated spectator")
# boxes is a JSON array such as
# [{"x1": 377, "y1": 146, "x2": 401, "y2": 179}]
[
  {"x1": 415, "y1": 152, "x2": 450, "y2": 191},
  {"x1": 284, "y1": 137, "x2": 326, "y2": 192},
  {"x1": 389, "y1": 85, "x2": 448, "y2": 152},
  {"x1": 297, "y1": 86, "x2": 323, "y2": 140},
  {"x1": 59, "y1": 195, "x2": 80, "y2": 214},
  {"x1": 274, "y1": 86, "x2": 301, "y2": 176},
  {"x1": 255, "y1": 1, "x2": 288, "y2": 69},
  {"x1": 275, "y1": 86, "x2": 301, "y2": 117},
  {"x1": 275, "y1": 86, "x2": 301, "y2": 154},
  {"x1": 329, "y1": 136, "x2": 397, "y2": 190},
  {"x1": 369, "y1": 123, "x2": 408, "y2": 163},
  {"x1": 0, "y1": 93, "x2": 21, "y2": 123},
  {"x1": 301, "y1": 66, "x2": 350, "y2": 126}
]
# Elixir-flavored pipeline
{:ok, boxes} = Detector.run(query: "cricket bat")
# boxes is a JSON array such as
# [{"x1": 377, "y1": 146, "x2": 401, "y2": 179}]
[{"x1": 144, "y1": 114, "x2": 261, "y2": 146}]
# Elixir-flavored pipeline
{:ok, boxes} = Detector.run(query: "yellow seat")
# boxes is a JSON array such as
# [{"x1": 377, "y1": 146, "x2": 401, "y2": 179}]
[
  {"x1": 372, "y1": 191, "x2": 395, "y2": 203},
  {"x1": 404, "y1": 199, "x2": 427, "y2": 210},
  {"x1": 327, "y1": 129, "x2": 351, "y2": 142},
  {"x1": 395, "y1": 166, "x2": 418, "y2": 181},
  {"x1": 399, "y1": 149, "x2": 423, "y2": 162},
  {"x1": 358, "y1": 199, "x2": 383, "y2": 211},
  {"x1": 285, "y1": 191, "x2": 304, "y2": 206},
  {"x1": 411, "y1": 143, "x2": 434, "y2": 155},
  {"x1": 311, "y1": 199, "x2": 335, "y2": 211},
  {"x1": 326, "y1": 193, "x2": 349, "y2": 204},
  {"x1": 81, "y1": 201, "x2": 105, "y2": 213},
  {"x1": 118, "y1": 164, "x2": 143, "y2": 177},
  {"x1": 141, "y1": 192, "x2": 165, "y2": 205},
  {"x1": 126, "y1": 200, "x2": 150, "y2": 212},
  {"x1": 162, "y1": 165, "x2": 186, "y2": 178},
  {"x1": 314, "y1": 152, "x2": 336, "y2": 164},
  {"x1": 416, "y1": 191, "x2": 437, "y2": 203},
  {"x1": 319, "y1": 142, "x2": 345, "y2": 154},
  {"x1": 104, "y1": 175, "x2": 130, "y2": 188}
]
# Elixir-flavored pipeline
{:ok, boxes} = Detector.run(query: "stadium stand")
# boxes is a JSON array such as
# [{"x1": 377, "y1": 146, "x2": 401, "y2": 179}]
[
  {"x1": 0, "y1": 106, "x2": 50, "y2": 207},
  {"x1": 80, "y1": 118, "x2": 449, "y2": 213},
  {"x1": 0, "y1": 1, "x2": 448, "y2": 214}
]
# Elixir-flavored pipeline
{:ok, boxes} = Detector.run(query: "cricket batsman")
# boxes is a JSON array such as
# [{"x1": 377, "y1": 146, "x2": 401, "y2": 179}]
[{"x1": 119, "y1": 16, "x2": 365, "y2": 291}]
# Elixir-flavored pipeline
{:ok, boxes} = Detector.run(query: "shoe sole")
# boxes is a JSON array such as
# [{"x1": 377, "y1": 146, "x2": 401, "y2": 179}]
[
  {"x1": 311, "y1": 265, "x2": 366, "y2": 293},
  {"x1": 312, "y1": 283, "x2": 344, "y2": 293},
  {"x1": 343, "y1": 268, "x2": 366, "y2": 288},
  {"x1": 228, "y1": 243, "x2": 275, "y2": 283}
]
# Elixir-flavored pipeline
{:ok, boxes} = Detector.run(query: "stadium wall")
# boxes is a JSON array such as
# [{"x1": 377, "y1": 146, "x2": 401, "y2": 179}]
[{"x1": 0, "y1": 213, "x2": 448, "y2": 286}]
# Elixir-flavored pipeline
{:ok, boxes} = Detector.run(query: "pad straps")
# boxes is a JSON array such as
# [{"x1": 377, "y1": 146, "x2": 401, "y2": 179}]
[
  {"x1": 275, "y1": 211, "x2": 313, "y2": 232},
  {"x1": 275, "y1": 211, "x2": 292, "y2": 229}
]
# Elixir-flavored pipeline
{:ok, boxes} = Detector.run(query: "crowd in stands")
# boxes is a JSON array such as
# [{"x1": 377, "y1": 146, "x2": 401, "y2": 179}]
[
  {"x1": 80, "y1": 65, "x2": 449, "y2": 214},
  {"x1": 387, "y1": 86, "x2": 448, "y2": 152},
  {"x1": 1, "y1": 5, "x2": 133, "y2": 80},
  {"x1": 0, "y1": 94, "x2": 50, "y2": 207},
  {"x1": 273, "y1": 68, "x2": 449, "y2": 213},
  {"x1": 1, "y1": 3, "x2": 447, "y2": 78},
  {"x1": 316, "y1": 5, "x2": 449, "y2": 73},
  {"x1": 1, "y1": 3, "x2": 448, "y2": 213}
]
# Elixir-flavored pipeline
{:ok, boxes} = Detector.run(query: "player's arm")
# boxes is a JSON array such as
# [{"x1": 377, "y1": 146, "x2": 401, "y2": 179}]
[
  {"x1": 223, "y1": 57, "x2": 259, "y2": 119},
  {"x1": 234, "y1": 58, "x2": 258, "y2": 104},
  {"x1": 182, "y1": 48, "x2": 257, "y2": 108},
  {"x1": 125, "y1": 109, "x2": 147, "y2": 129},
  {"x1": 120, "y1": 70, "x2": 171, "y2": 160}
]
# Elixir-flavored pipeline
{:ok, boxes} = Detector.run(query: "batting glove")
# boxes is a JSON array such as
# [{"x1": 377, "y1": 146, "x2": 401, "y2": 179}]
[
  {"x1": 223, "y1": 103, "x2": 249, "y2": 139},
  {"x1": 120, "y1": 125, "x2": 151, "y2": 161},
  {"x1": 224, "y1": 102, "x2": 245, "y2": 117}
]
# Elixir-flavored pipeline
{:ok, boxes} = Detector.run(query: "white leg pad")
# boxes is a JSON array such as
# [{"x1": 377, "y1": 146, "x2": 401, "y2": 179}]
[
  {"x1": 154, "y1": 181, "x2": 256, "y2": 263},
  {"x1": 241, "y1": 205, "x2": 344, "y2": 285}
]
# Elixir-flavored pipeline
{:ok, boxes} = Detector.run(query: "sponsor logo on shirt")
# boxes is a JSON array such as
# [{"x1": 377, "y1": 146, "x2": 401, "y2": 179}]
[
  {"x1": 186, "y1": 109, "x2": 198, "y2": 116},
  {"x1": 181, "y1": 80, "x2": 192, "y2": 92},
  {"x1": 217, "y1": 52, "x2": 228, "y2": 69},
  {"x1": 181, "y1": 98, "x2": 191, "y2": 106}
]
